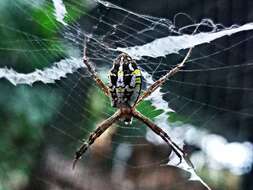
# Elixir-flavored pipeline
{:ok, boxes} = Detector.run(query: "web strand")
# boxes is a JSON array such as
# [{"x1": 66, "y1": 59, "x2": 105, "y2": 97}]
[{"x1": 1, "y1": 1, "x2": 253, "y2": 190}]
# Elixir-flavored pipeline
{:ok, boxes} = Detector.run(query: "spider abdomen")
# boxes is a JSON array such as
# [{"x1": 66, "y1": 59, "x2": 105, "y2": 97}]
[{"x1": 109, "y1": 53, "x2": 142, "y2": 108}]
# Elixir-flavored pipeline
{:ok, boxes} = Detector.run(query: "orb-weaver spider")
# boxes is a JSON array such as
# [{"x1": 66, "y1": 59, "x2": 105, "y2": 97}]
[{"x1": 72, "y1": 39, "x2": 194, "y2": 169}]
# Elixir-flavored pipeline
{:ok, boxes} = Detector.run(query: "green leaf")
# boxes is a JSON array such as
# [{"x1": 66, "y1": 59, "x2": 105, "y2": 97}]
[
  {"x1": 167, "y1": 112, "x2": 190, "y2": 124},
  {"x1": 136, "y1": 100, "x2": 164, "y2": 120}
]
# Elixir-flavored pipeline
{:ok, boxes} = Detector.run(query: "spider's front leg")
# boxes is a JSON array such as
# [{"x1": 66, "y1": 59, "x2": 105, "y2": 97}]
[
  {"x1": 132, "y1": 110, "x2": 194, "y2": 168},
  {"x1": 82, "y1": 43, "x2": 110, "y2": 96},
  {"x1": 73, "y1": 111, "x2": 121, "y2": 169},
  {"x1": 134, "y1": 47, "x2": 193, "y2": 106}
]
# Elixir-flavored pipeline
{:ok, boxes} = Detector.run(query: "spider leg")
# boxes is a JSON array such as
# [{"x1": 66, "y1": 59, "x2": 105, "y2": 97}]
[
  {"x1": 73, "y1": 111, "x2": 121, "y2": 169},
  {"x1": 134, "y1": 47, "x2": 193, "y2": 106},
  {"x1": 83, "y1": 40, "x2": 110, "y2": 96},
  {"x1": 132, "y1": 110, "x2": 194, "y2": 168}
]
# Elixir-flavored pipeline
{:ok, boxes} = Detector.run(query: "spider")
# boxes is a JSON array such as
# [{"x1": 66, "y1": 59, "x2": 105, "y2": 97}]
[{"x1": 72, "y1": 41, "x2": 194, "y2": 169}]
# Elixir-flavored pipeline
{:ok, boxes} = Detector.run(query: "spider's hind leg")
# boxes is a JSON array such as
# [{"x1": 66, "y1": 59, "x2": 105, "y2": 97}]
[
  {"x1": 72, "y1": 111, "x2": 121, "y2": 169},
  {"x1": 132, "y1": 110, "x2": 194, "y2": 168}
]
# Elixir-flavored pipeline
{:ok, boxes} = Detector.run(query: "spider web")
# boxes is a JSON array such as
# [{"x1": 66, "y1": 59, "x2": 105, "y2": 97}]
[{"x1": 1, "y1": 0, "x2": 253, "y2": 189}]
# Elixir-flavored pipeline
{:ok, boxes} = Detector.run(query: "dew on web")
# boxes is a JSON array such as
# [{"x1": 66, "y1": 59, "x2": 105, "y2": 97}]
[{"x1": 0, "y1": 0, "x2": 253, "y2": 190}]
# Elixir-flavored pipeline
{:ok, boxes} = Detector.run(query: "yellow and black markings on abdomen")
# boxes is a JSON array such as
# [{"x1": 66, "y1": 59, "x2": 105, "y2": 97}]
[{"x1": 109, "y1": 53, "x2": 142, "y2": 108}]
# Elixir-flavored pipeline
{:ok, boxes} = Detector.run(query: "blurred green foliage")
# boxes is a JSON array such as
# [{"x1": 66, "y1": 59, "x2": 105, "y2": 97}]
[
  {"x1": 0, "y1": 84, "x2": 61, "y2": 189},
  {"x1": 0, "y1": 0, "x2": 84, "y2": 72},
  {"x1": 0, "y1": 0, "x2": 84, "y2": 189}
]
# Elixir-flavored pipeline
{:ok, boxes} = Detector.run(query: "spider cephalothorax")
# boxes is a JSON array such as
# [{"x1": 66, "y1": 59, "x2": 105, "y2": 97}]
[
  {"x1": 72, "y1": 44, "x2": 194, "y2": 169},
  {"x1": 109, "y1": 53, "x2": 142, "y2": 109}
]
